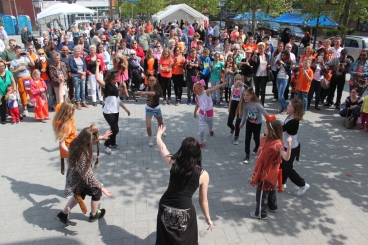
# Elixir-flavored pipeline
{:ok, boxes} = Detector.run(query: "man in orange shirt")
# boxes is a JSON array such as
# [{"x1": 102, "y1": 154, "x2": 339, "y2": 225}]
[
  {"x1": 145, "y1": 20, "x2": 153, "y2": 34},
  {"x1": 243, "y1": 35, "x2": 258, "y2": 52},
  {"x1": 27, "y1": 43, "x2": 38, "y2": 74},
  {"x1": 297, "y1": 59, "x2": 313, "y2": 112}
]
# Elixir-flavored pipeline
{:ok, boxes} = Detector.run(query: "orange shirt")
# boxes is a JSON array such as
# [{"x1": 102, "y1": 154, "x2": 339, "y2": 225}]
[
  {"x1": 297, "y1": 68, "x2": 313, "y2": 92},
  {"x1": 40, "y1": 61, "x2": 50, "y2": 81},
  {"x1": 145, "y1": 24, "x2": 153, "y2": 34},
  {"x1": 172, "y1": 55, "x2": 185, "y2": 75},
  {"x1": 230, "y1": 31, "x2": 239, "y2": 42},
  {"x1": 55, "y1": 103, "x2": 77, "y2": 158},
  {"x1": 177, "y1": 42, "x2": 185, "y2": 53},
  {"x1": 159, "y1": 58, "x2": 173, "y2": 78},
  {"x1": 243, "y1": 43, "x2": 258, "y2": 52},
  {"x1": 29, "y1": 53, "x2": 37, "y2": 73},
  {"x1": 291, "y1": 77, "x2": 297, "y2": 93}
]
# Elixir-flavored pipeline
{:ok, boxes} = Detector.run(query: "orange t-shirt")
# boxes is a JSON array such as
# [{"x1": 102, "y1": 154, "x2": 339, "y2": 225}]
[
  {"x1": 55, "y1": 103, "x2": 77, "y2": 158},
  {"x1": 144, "y1": 58, "x2": 155, "y2": 84},
  {"x1": 159, "y1": 58, "x2": 173, "y2": 78},
  {"x1": 290, "y1": 77, "x2": 297, "y2": 93},
  {"x1": 230, "y1": 31, "x2": 239, "y2": 42},
  {"x1": 40, "y1": 61, "x2": 50, "y2": 81},
  {"x1": 145, "y1": 24, "x2": 153, "y2": 34},
  {"x1": 29, "y1": 53, "x2": 37, "y2": 73},
  {"x1": 172, "y1": 55, "x2": 185, "y2": 75},
  {"x1": 243, "y1": 43, "x2": 258, "y2": 52},
  {"x1": 297, "y1": 68, "x2": 313, "y2": 92}
]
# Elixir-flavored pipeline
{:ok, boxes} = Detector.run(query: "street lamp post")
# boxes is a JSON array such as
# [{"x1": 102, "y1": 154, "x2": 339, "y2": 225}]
[{"x1": 218, "y1": 0, "x2": 225, "y2": 29}]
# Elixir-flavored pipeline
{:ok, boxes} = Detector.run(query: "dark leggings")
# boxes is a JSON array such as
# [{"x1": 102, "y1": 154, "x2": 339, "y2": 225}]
[
  {"x1": 80, "y1": 186, "x2": 102, "y2": 201},
  {"x1": 103, "y1": 112, "x2": 119, "y2": 147},
  {"x1": 254, "y1": 76, "x2": 267, "y2": 105},
  {"x1": 308, "y1": 79, "x2": 322, "y2": 107},
  {"x1": 0, "y1": 96, "x2": 7, "y2": 122},
  {"x1": 172, "y1": 74, "x2": 183, "y2": 100},
  {"x1": 186, "y1": 80, "x2": 194, "y2": 100},
  {"x1": 255, "y1": 185, "x2": 277, "y2": 218},
  {"x1": 227, "y1": 100, "x2": 241, "y2": 137},
  {"x1": 272, "y1": 70, "x2": 278, "y2": 99},
  {"x1": 161, "y1": 77, "x2": 172, "y2": 100},
  {"x1": 327, "y1": 74, "x2": 345, "y2": 105},
  {"x1": 280, "y1": 146, "x2": 305, "y2": 187},
  {"x1": 245, "y1": 121, "x2": 262, "y2": 155},
  {"x1": 224, "y1": 87, "x2": 230, "y2": 103}
]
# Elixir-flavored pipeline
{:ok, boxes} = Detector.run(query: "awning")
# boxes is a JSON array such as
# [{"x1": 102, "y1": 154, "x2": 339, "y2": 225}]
[
  {"x1": 272, "y1": 13, "x2": 339, "y2": 27},
  {"x1": 232, "y1": 12, "x2": 272, "y2": 21},
  {"x1": 37, "y1": 3, "x2": 95, "y2": 20}
]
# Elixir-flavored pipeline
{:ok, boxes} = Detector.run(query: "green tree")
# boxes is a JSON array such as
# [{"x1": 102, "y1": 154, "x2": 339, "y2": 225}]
[
  {"x1": 226, "y1": 0, "x2": 292, "y2": 32},
  {"x1": 116, "y1": 0, "x2": 170, "y2": 19},
  {"x1": 296, "y1": 0, "x2": 368, "y2": 43}
]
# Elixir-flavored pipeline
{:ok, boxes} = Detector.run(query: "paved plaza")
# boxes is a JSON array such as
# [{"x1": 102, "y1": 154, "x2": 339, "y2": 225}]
[
  {"x1": 1, "y1": 80, "x2": 367, "y2": 245},
  {"x1": 1, "y1": 36, "x2": 368, "y2": 245}
]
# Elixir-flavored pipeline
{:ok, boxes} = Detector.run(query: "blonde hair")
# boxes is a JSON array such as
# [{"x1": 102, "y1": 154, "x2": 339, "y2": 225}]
[
  {"x1": 257, "y1": 42, "x2": 266, "y2": 48},
  {"x1": 32, "y1": 69, "x2": 41, "y2": 77},
  {"x1": 304, "y1": 46, "x2": 314, "y2": 55},
  {"x1": 289, "y1": 98, "x2": 304, "y2": 121},
  {"x1": 236, "y1": 88, "x2": 262, "y2": 118},
  {"x1": 52, "y1": 99, "x2": 76, "y2": 143}
]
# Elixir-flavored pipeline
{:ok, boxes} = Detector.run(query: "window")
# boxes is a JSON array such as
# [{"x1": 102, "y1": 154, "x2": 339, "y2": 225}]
[
  {"x1": 349, "y1": 40, "x2": 359, "y2": 48},
  {"x1": 357, "y1": 21, "x2": 368, "y2": 32}
]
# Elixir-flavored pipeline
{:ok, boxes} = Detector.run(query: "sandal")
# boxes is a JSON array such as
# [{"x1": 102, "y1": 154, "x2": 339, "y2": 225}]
[
  {"x1": 41, "y1": 119, "x2": 47, "y2": 123},
  {"x1": 44, "y1": 117, "x2": 51, "y2": 120}
]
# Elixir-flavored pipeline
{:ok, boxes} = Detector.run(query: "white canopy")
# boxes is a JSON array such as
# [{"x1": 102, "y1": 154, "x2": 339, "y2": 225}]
[
  {"x1": 152, "y1": 4, "x2": 209, "y2": 25},
  {"x1": 37, "y1": 3, "x2": 95, "y2": 20}
]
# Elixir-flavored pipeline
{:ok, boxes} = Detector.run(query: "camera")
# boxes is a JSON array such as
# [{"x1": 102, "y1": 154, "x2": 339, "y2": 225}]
[
  {"x1": 276, "y1": 60, "x2": 281, "y2": 65},
  {"x1": 20, "y1": 52, "x2": 27, "y2": 56}
]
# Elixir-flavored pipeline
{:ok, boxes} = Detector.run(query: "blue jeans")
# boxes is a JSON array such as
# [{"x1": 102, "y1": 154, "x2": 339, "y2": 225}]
[
  {"x1": 72, "y1": 76, "x2": 86, "y2": 103},
  {"x1": 211, "y1": 80, "x2": 221, "y2": 103},
  {"x1": 276, "y1": 77, "x2": 288, "y2": 110},
  {"x1": 297, "y1": 91, "x2": 308, "y2": 111},
  {"x1": 45, "y1": 80, "x2": 55, "y2": 109},
  {"x1": 339, "y1": 107, "x2": 361, "y2": 121}
]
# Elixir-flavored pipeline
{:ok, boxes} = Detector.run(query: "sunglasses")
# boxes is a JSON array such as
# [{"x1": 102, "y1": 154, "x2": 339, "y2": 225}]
[
  {"x1": 38, "y1": 53, "x2": 44, "y2": 55},
  {"x1": 157, "y1": 46, "x2": 161, "y2": 47}
]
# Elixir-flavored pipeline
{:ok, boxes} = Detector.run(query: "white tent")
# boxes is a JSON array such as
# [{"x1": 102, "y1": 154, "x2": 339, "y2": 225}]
[
  {"x1": 152, "y1": 4, "x2": 209, "y2": 25},
  {"x1": 37, "y1": 3, "x2": 95, "y2": 20}
]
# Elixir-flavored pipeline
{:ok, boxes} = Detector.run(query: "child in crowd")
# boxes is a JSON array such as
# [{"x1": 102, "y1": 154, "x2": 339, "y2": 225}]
[
  {"x1": 280, "y1": 98, "x2": 310, "y2": 196},
  {"x1": 185, "y1": 49, "x2": 200, "y2": 105},
  {"x1": 249, "y1": 115, "x2": 292, "y2": 220},
  {"x1": 360, "y1": 95, "x2": 368, "y2": 132},
  {"x1": 137, "y1": 74, "x2": 165, "y2": 147},
  {"x1": 290, "y1": 67, "x2": 299, "y2": 99},
  {"x1": 193, "y1": 76, "x2": 225, "y2": 148},
  {"x1": 5, "y1": 85, "x2": 20, "y2": 124},
  {"x1": 224, "y1": 54, "x2": 236, "y2": 106},
  {"x1": 210, "y1": 52, "x2": 225, "y2": 105},
  {"x1": 198, "y1": 48, "x2": 211, "y2": 89},
  {"x1": 237, "y1": 87, "x2": 268, "y2": 164},
  {"x1": 30, "y1": 69, "x2": 50, "y2": 123},
  {"x1": 227, "y1": 74, "x2": 245, "y2": 145},
  {"x1": 297, "y1": 59, "x2": 313, "y2": 112}
]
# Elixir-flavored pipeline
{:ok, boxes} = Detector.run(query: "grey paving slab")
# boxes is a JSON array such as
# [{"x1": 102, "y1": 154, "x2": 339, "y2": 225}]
[{"x1": 1, "y1": 35, "x2": 368, "y2": 245}]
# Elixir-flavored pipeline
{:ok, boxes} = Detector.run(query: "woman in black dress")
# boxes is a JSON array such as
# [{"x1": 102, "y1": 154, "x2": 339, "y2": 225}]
[{"x1": 156, "y1": 125, "x2": 213, "y2": 245}]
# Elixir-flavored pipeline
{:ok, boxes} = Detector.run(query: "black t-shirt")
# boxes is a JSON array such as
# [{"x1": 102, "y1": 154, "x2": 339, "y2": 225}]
[
  {"x1": 89, "y1": 59, "x2": 97, "y2": 74},
  {"x1": 282, "y1": 118, "x2": 299, "y2": 135}
]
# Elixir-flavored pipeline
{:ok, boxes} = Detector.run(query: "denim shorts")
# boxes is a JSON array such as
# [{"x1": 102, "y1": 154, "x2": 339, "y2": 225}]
[{"x1": 145, "y1": 107, "x2": 162, "y2": 117}]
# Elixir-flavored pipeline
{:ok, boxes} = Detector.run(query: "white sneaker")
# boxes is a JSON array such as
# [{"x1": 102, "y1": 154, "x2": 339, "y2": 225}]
[
  {"x1": 105, "y1": 147, "x2": 112, "y2": 154},
  {"x1": 148, "y1": 137, "x2": 154, "y2": 146},
  {"x1": 272, "y1": 98, "x2": 277, "y2": 102},
  {"x1": 297, "y1": 183, "x2": 310, "y2": 196},
  {"x1": 233, "y1": 139, "x2": 239, "y2": 145},
  {"x1": 23, "y1": 110, "x2": 28, "y2": 117}
]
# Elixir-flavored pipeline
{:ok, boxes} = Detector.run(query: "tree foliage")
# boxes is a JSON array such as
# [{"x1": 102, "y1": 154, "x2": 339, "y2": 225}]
[
  {"x1": 226, "y1": 0, "x2": 292, "y2": 32},
  {"x1": 296, "y1": 0, "x2": 368, "y2": 42},
  {"x1": 116, "y1": 0, "x2": 170, "y2": 19}
]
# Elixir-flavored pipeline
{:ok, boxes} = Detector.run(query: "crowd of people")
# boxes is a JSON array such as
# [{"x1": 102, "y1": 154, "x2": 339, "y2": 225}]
[{"x1": 0, "y1": 17, "x2": 367, "y2": 244}]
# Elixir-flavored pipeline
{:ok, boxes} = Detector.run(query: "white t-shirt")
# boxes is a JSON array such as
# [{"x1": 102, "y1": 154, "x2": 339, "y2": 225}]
[
  {"x1": 10, "y1": 57, "x2": 31, "y2": 78},
  {"x1": 332, "y1": 47, "x2": 343, "y2": 58},
  {"x1": 256, "y1": 55, "x2": 268, "y2": 77},
  {"x1": 103, "y1": 96, "x2": 120, "y2": 114},
  {"x1": 231, "y1": 85, "x2": 244, "y2": 101},
  {"x1": 313, "y1": 63, "x2": 324, "y2": 81}
]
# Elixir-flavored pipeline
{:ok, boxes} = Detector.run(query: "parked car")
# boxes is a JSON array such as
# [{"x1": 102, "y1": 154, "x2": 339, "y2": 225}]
[
  {"x1": 329, "y1": 35, "x2": 368, "y2": 62},
  {"x1": 257, "y1": 22, "x2": 280, "y2": 37},
  {"x1": 278, "y1": 25, "x2": 304, "y2": 41}
]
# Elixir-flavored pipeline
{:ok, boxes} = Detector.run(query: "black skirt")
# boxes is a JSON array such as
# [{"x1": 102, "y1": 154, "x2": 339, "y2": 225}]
[{"x1": 155, "y1": 203, "x2": 198, "y2": 245}]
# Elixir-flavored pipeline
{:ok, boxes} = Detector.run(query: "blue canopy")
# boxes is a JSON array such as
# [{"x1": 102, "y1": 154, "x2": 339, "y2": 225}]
[
  {"x1": 233, "y1": 12, "x2": 272, "y2": 21},
  {"x1": 272, "y1": 13, "x2": 338, "y2": 27}
]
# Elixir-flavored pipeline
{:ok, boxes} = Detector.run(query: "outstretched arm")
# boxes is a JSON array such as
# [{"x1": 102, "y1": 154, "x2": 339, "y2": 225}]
[
  {"x1": 206, "y1": 82, "x2": 225, "y2": 96},
  {"x1": 157, "y1": 125, "x2": 172, "y2": 168},
  {"x1": 95, "y1": 59, "x2": 106, "y2": 88}
]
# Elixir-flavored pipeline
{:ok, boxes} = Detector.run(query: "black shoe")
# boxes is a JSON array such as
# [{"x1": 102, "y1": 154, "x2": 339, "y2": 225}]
[
  {"x1": 324, "y1": 103, "x2": 332, "y2": 107},
  {"x1": 307, "y1": 106, "x2": 310, "y2": 110},
  {"x1": 335, "y1": 105, "x2": 340, "y2": 110},
  {"x1": 315, "y1": 106, "x2": 321, "y2": 110},
  {"x1": 243, "y1": 155, "x2": 250, "y2": 164},
  {"x1": 100, "y1": 101, "x2": 105, "y2": 106},
  {"x1": 93, "y1": 102, "x2": 97, "y2": 107},
  {"x1": 55, "y1": 211, "x2": 70, "y2": 225},
  {"x1": 89, "y1": 208, "x2": 106, "y2": 223},
  {"x1": 252, "y1": 149, "x2": 258, "y2": 155}
]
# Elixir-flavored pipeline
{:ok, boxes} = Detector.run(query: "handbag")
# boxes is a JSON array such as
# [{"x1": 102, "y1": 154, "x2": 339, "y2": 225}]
[
  {"x1": 343, "y1": 110, "x2": 356, "y2": 129},
  {"x1": 267, "y1": 69, "x2": 274, "y2": 81},
  {"x1": 320, "y1": 78, "x2": 330, "y2": 89}
]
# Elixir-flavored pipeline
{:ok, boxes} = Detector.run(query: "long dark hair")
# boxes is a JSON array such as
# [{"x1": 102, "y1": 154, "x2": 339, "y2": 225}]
[
  {"x1": 167, "y1": 137, "x2": 202, "y2": 192},
  {"x1": 68, "y1": 125, "x2": 100, "y2": 172}
]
